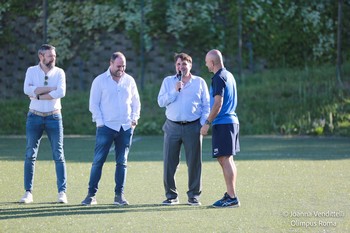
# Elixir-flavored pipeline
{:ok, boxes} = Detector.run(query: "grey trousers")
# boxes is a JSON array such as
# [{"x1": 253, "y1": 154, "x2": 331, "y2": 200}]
[{"x1": 162, "y1": 119, "x2": 202, "y2": 200}]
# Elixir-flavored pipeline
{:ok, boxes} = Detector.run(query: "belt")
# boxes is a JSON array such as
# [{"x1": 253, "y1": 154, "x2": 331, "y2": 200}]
[
  {"x1": 29, "y1": 109, "x2": 61, "y2": 117},
  {"x1": 170, "y1": 119, "x2": 199, "y2": 125}
]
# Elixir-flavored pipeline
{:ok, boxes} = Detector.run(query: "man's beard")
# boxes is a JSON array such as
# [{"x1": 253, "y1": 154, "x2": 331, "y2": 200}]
[
  {"x1": 111, "y1": 70, "x2": 123, "y2": 78},
  {"x1": 45, "y1": 61, "x2": 54, "y2": 69}
]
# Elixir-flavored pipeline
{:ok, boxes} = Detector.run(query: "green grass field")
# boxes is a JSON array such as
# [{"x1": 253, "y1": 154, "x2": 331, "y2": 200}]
[{"x1": 0, "y1": 135, "x2": 349, "y2": 233}]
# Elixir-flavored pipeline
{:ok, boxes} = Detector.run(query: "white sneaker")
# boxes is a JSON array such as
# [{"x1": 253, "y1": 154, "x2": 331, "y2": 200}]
[
  {"x1": 20, "y1": 191, "x2": 33, "y2": 204},
  {"x1": 58, "y1": 191, "x2": 68, "y2": 204}
]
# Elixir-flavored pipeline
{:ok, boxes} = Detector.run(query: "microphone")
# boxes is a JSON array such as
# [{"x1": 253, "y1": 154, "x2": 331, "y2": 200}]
[
  {"x1": 177, "y1": 70, "x2": 182, "y2": 79},
  {"x1": 178, "y1": 70, "x2": 182, "y2": 92}
]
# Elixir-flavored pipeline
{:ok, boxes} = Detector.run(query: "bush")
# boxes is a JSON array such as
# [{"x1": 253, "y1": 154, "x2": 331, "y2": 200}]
[
  {"x1": 238, "y1": 63, "x2": 350, "y2": 136},
  {"x1": 1, "y1": 64, "x2": 349, "y2": 136}
]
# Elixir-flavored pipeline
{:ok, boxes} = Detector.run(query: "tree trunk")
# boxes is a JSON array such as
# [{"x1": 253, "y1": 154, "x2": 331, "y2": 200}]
[{"x1": 336, "y1": 0, "x2": 343, "y2": 87}]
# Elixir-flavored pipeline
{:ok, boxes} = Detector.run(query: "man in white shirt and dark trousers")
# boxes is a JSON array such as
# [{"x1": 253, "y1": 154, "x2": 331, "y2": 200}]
[
  {"x1": 81, "y1": 52, "x2": 141, "y2": 206},
  {"x1": 21, "y1": 44, "x2": 67, "y2": 204},
  {"x1": 158, "y1": 53, "x2": 210, "y2": 206}
]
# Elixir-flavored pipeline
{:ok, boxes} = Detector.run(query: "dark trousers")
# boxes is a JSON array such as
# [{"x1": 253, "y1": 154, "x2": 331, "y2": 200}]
[{"x1": 162, "y1": 119, "x2": 202, "y2": 199}]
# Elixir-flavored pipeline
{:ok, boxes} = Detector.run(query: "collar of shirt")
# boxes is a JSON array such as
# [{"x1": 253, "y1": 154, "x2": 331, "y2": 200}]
[
  {"x1": 175, "y1": 72, "x2": 192, "y2": 83},
  {"x1": 107, "y1": 68, "x2": 125, "y2": 82}
]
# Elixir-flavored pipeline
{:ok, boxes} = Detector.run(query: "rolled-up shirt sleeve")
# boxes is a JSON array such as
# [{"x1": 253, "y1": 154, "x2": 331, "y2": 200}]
[
  {"x1": 48, "y1": 69, "x2": 66, "y2": 99},
  {"x1": 23, "y1": 68, "x2": 37, "y2": 97},
  {"x1": 23, "y1": 66, "x2": 66, "y2": 99}
]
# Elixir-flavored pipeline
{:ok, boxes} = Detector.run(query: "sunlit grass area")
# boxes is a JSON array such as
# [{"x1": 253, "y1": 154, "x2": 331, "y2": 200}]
[{"x1": 0, "y1": 136, "x2": 349, "y2": 232}]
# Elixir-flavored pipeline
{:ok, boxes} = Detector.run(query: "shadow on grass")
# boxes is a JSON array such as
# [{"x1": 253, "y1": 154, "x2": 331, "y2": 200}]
[
  {"x1": 0, "y1": 202, "x2": 213, "y2": 220},
  {"x1": 1, "y1": 135, "x2": 349, "y2": 162}
]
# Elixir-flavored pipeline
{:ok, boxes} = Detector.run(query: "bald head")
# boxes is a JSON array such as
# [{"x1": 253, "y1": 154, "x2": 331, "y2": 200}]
[{"x1": 205, "y1": 49, "x2": 224, "y2": 73}]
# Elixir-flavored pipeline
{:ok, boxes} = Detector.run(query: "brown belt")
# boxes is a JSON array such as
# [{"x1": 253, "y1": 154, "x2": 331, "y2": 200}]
[{"x1": 29, "y1": 109, "x2": 61, "y2": 117}]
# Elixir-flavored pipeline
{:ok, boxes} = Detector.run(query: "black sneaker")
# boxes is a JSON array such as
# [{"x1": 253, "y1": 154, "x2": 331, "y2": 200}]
[
  {"x1": 212, "y1": 193, "x2": 240, "y2": 208},
  {"x1": 162, "y1": 198, "x2": 179, "y2": 205},
  {"x1": 81, "y1": 194, "x2": 97, "y2": 206},
  {"x1": 114, "y1": 194, "x2": 129, "y2": 206},
  {"x1": 187, "y1": 198, "x2": 201, "y2": 206}
]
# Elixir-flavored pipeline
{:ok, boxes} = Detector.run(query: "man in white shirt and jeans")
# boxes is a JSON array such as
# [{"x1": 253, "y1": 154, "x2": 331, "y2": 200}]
[
  {"x1": 81, "y1": 51, "x2": 141, "y2": 206},
  {"x1": 21, "y1": 44, "x2": 67, "y2": 204}
]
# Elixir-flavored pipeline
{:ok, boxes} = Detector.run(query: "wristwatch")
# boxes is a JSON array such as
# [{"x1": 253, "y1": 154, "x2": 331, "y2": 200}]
[{"x1": 205, "y1": 120, "x2": 211, "y2": 125}]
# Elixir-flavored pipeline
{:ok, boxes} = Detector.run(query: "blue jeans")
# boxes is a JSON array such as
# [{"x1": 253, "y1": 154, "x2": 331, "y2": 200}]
[
  {"x1": 24, "y1": 112, "x2": 67, "y2": 192},
  {"x1": 88, "y1": 126, "x2": 133, "y2": 195}
]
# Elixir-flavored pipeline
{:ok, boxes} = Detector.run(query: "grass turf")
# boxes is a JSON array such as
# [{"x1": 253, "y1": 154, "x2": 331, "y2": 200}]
[{"x1": 0, "y1": 135, "x2": 349, "y2": 232}]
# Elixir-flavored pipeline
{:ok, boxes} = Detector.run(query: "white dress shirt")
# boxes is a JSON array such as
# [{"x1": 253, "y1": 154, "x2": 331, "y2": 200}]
[
  {"x1": 89, "y1": 68, "x2": 141, "y2": 131},
  {"x1": 23, "y1": 64, "x2": 66, "y2": 112},
  {"x1": 157, "y1": 74, "x2": 210, "y2": 125}
]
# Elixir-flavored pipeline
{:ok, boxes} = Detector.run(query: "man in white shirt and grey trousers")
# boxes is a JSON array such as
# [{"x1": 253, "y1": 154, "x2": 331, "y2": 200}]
[
  {"x1": 81, "y1": 51, "x2": 141, "y2": 206},
  {"x1": 158, "y1": 52, "x2": 210, "y2": 206}
]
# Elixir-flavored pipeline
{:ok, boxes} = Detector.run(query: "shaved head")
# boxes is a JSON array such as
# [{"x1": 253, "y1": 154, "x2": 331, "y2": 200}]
[
  {"x1": 205, "y1": 49, "x2": 224, "y2": 73},
  {"x1": 206, "y1": 49, "x2": 223, "y2": 65}
]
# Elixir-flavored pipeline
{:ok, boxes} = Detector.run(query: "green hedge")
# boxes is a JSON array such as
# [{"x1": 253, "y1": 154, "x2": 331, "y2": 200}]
[
  {"x1": 238, "y1": 65, "x2": 350, "y2": 136},
  {"x1": 1, "y1": 64, "x2": 349, "y2": 136}
]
